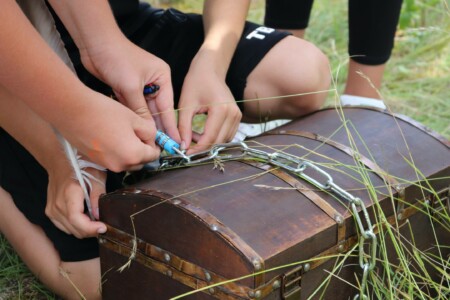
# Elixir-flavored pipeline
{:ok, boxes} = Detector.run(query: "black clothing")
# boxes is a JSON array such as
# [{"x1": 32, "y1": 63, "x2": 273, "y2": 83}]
[
  {"x1": 50, "y1": 2, "x2": 289, "y2": 105},
  {"x1": 264, "y1": 0, "x2": 403, "y2": 65}
]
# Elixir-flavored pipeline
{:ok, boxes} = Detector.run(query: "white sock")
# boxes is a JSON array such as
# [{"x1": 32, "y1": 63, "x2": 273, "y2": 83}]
[
  {"x1": 340, "y1": 94, "x2": 387, "y2": 110},
  {"x1": 232, "y1": 119, "x2": 290, "y2": 142}
]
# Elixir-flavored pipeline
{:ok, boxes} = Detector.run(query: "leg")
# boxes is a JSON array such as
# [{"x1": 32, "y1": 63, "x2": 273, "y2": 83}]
[
  {"x1": 344, "y1": 59, "x2": 385, "y2": 98},
  {"x1": 264, "y1": 0, "x2": 313, "y2": 39},
  {"x1": 346, "y1": 0, "x2": 403, "y2": 99},
  {"x1": 0, "y1": 187, "x2": 101, "y2": 300},
  {"x1": 243, "y1": 36, "x2": 330, "y2": 122}
]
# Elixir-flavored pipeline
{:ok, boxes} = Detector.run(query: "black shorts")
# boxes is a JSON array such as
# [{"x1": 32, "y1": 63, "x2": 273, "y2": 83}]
[
  {"x1": 1, "y1": 4, "x2": 289, "y2": 262},
  {"x1": 56, "y1": 3, "x2": 290, "y2": 108}
]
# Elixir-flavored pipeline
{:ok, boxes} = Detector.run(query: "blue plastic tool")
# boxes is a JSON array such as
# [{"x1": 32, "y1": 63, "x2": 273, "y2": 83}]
[
  {"x1": 155, "y1": 130, "x2": 180, "y2": 155},
  {"x1": 142, "y1": 84, "x2": 179, "y2": 155},
  {"x1": 143, "y1": 84, "x2": 160, "y2": 95}
]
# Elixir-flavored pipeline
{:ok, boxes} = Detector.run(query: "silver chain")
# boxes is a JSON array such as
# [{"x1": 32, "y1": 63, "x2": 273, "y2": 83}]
[{"x1": 160, "y1": 142, "x2": 377, "y2": 299}]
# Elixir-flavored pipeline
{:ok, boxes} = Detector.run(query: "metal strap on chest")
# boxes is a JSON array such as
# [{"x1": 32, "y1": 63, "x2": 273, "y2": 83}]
[
  {"x1": 101, "y1": 225, "x2": 283, "y2": 299},
  {"x1": 241, "y1": 160, "x2": 347, "y2": 248}
]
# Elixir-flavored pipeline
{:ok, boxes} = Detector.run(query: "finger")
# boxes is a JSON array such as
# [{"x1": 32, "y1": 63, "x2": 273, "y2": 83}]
[
  {"x1": 133, "y1": 117, "x2": 161, "y2": 164},
  {"x1": 217, "y1": 118, "x2": 235, "y2": 143},
  {"x1": 178, "y1": 100, "x2": 196, "y2": 152},
  {"x1": 225, "y1": 109, "x2": 242, "y2": 142},
  {"x1": 212, "y1": 106, "x2": 241, "y2": 145},
  {"x1": 114, "y1": 87, "x2": 153, "y2": 120},
  {"x1": 133, "y1": 142, "x2": 160, "y2": 167},
  {"x1": 125, "y1": 141, "x2": 160, "y2": 168},
  {"x1": 132, "y1": 120, "x2": 161, "y2": 165},
  {"x1": 70, "y1": 210, "x2": 106, "y2": 238},
  {"x1": 187, "y1": 110, "x2": 226, "y2": 154},
  {"x1": 147, "y1": 98, "x2": 164, "y2": 130},
  {"x1": 191, "y1": 116, "x2": 233, "y2": 144},
  {"x1": 46, "y1": 184, "x2": 81, "y2": 235},
  {"x1": 201, "y1": 106, "x2": 229, "y2": 143},
  {"x1": 191, "y1": 131, "x2": 202, "y2": 144},
  {"x1": 152, "y1": 84, "x2": 180, "y2": 142},
  {"x1": 193, "y1": 121, "x2": 228, "y2": 152},
  {"x1": 88, "y1": 172, "x2": 106, "y2": 220},
  {"x1": 134, "y1": 117, "x2": 157, "y2": 146},
  {"x1": 65, "y1": 191, "x2": 106, "y2": 238}
]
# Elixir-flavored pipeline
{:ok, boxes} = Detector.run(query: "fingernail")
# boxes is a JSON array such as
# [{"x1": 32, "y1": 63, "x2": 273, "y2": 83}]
[
  {"x1": 97, "y1": 227, "x2": 107, "y2": 234},
  {"x1": 180, "y1": 141, "x2": 186, "y2": 150}
]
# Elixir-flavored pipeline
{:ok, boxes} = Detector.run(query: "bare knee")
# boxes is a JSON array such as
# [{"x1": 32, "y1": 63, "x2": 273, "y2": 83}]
[
  {"x1": 19, "y1": 256, "x2": 101, "y2": 300},
  {"x1": 244, "y1": 36, "x2": 330, "y2": 120},
  {"x1": 58, "y1": 259, "x2": 102, "y2": 300},
  {"x1": 279, "y1": 37, "x2": 330, "y2": 115},
  {"x1": 0, "y1": 187, "x2": 14, "y2": 230},
  {"x1": 294, "y1": 38, "x2": 331, "y2": 110}
]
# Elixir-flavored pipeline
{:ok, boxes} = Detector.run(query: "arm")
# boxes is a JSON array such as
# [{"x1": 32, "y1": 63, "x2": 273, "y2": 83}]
[
  {"x1": 178, "y1": 0, "x2": 250, "y2": 153},
  {"x1": 0, "y1": 86, "x2": 105, "y2": 238},
  {"x1": 0, "y1": 1, "x2": 159, "y2": 171},
  {"x1": 201, "y1": 0, "x2": 250, "y2": 75},
  {"x1": 47, "y1": 0, "x2": 180, "y2": 141}
]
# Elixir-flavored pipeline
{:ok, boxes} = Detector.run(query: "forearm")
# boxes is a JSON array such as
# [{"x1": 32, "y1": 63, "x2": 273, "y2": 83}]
[
  {"x1": 199, "y1": 0, "x2": 250, "y2": 78},
  {"x1": 0, "y1": 87, "x2": 108, "y2": 236},
  {"x1": 0, "y1": 86, "x2": 69, "y2": 172},
  {"x1": 0, "y1": 0, "x2": 95, "y2": 130},
  {"x1": 47, "y1": 0, "x2": 126, "y2": 70},
  {"x1": 48, "y1": 0, "x2": 121, "y2": 47}
]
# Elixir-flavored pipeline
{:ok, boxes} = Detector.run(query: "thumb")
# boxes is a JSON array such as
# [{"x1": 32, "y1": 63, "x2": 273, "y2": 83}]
[
  {"x1": 133, "y1": 118, "x2": 161, "y2": 163},
  {"x1": 134, "y1": 116, "x2": 157, "y2": 146}
]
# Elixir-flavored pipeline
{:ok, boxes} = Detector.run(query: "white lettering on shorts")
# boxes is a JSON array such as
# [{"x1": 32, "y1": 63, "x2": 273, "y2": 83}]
[{"x1": 246, "y1": 26, "x2": 275, "y2": 40}]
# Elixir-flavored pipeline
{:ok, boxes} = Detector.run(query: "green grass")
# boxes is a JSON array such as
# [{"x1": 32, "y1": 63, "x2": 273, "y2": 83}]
[
  {"x1": 307, "y1": 0, "x2": 450, "y2": 138},
  {"x1": 0, "y1": 235, "x2": 56, "y2": 299},
  {"x1": 1, "y1": 0, "x2": 449, "y2": 298}
]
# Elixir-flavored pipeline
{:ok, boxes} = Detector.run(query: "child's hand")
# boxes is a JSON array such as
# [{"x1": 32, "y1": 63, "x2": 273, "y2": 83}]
[
  {"x1": 178, "y1": 53, "x2": 242, "y2": 154},
  {"x1": 46, "y1": 163, "x2": 106, "y2": 239},
  {"x1": 80, "y1": 38, "x2": 181, "y2": 143},
  {"x1": 57, "y1": 91, "x2": 161, "y2": 172}
]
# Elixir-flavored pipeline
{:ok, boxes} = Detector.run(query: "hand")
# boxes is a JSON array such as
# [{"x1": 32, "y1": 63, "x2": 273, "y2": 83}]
[
  {"x1": 79, "y1": 38, "x2": 180, "y2": 142},
  {"x1": 46, "y1": 161, "x2": 107, "y2": 239},
  {"x1": 178, "y1": 55, "x2": 242, "y2": 154},
  {"x1": 57, "y1": 91, "x2": 161, "y2": 172}
]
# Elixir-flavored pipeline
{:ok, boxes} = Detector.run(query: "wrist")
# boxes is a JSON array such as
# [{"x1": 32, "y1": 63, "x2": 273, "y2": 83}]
[
  {"x1": 41, "y1": 150, "x2": 73, "y2": 177},
  {"x1": 79, "y1": 34, "x2": 127, "y2": 76},
  {"x1": 192, "y1": 47, "x2": 229, "y2": 80}
]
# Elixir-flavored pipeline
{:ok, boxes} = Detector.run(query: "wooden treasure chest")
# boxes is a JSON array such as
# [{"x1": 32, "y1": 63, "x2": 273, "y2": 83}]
[{"x1": 99, "y1": 107, "x2": 449, "y2": 299}]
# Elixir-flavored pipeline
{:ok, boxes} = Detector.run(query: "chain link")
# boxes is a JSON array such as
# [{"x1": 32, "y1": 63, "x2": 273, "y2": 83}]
[{"x1": 159, "y1": 141, "x2": 377, "y2": 299}]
